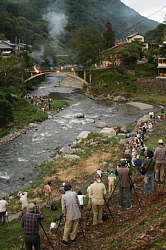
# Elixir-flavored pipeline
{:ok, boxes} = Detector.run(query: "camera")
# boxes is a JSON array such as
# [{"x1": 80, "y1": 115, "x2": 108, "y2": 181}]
[{"x1": 33, "y1": 201, "x2": 39, "y2": 213}]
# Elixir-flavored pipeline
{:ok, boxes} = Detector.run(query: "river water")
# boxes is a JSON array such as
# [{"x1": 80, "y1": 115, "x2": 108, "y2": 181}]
[{"x1": 0, "y1": 74, "x2": 161, "y2": 196}]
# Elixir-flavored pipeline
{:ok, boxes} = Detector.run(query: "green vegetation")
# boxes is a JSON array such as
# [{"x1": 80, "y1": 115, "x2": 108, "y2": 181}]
[
  {"x1": 1, "y1": 118, "x2": 166, "y2": 249},
  {"x1": 0, "y1": 0, "x2": 159, "y2": 66},
  {"x1": 67, "y1": 26, "x2": 104, "y2": 65},
  {"x1": 0, "y1": 98, "x2": 69, "y2": 133}
]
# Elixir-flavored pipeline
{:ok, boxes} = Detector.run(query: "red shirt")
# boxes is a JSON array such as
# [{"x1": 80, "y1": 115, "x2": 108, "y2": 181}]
[{"x1": 44, "y1": 185, "x2": 51, "y2": 194}]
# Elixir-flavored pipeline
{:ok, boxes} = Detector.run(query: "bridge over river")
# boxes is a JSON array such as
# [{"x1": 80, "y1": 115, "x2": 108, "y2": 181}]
[{"x1": 24, "y1": 66, "x2": 94, "y2": 86}]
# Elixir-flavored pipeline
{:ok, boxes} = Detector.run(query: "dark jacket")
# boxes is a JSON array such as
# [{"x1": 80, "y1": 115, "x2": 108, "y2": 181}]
[{"x1": 143, "y1": 157, "x2": 155, "y2": 175}]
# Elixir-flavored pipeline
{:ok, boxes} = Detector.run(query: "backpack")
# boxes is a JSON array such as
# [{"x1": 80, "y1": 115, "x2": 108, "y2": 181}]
[
  {"x1": 102, "y1": 212, "x2": 109, "y2": 221},
  {"x1": 50, "y1": 203, "x2": 58, "y2": 211},
  {"x1": 134, "y1": 159, "x2": 142, "y2": 168}
]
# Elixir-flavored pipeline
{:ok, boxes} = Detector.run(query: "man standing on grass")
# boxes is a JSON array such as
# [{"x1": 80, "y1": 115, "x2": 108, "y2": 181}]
[
  {"x1": 154, "y1": 139, "x2": 166, "y2": 183},
  {"x1": 61, "y1": 184, "x2": 81, "y2": 246},
  {"x1": 43, "y1": 181, "x2": 51, "y2": 208},
  {"x1": 0, "y1": 196, "x2": 8, "y2": 226},
  {"x1": 90, "y1": 174, "x2": 106, "y2": 225},
  {"x1": 21, "y1": 203, "x2": 44, "y2": 250},
  {"x1": 116, "y1": 159, "x2": 132, "y2": 210},
  {"x1": 20, "y1": 191, "x2": 28, "y2": 215}
]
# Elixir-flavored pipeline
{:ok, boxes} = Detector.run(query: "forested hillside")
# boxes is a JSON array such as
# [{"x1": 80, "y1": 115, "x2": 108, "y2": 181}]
[{"x1": 0, "y1": 0, "x2": 158, "y2": 46}]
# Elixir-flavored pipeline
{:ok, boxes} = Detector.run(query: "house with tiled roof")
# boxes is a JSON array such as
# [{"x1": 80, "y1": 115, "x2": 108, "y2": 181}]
[
  {"x1": 126, "y1": 33, "x2": 148, "y2": 50},
  {"x1": 126, "y1": 33, "x2": 144, "y2": 43},
  {"x1": 0, "y1": 40, "x2": 15, "y2": 56}
]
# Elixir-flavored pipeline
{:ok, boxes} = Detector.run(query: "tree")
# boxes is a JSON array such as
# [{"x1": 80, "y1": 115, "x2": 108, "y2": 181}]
[
  {"x1": 67, "y1": 26, "x2": 104, "y2": 65},
  {"x1": 145, "y1": 24, "x2": 166, "y2": 43},
  {"x1": 103, "y1": 22, "x2": 115, "y2": 49},
  {"x1": 158, "y1": 44, "x2": 166, "y2": 57},
  {"x1": 0, "y1": 91, "x2": 14, "y2": 126},
  {"x1": 0, "y1": 56, "x2": 26, "y2": 92}
]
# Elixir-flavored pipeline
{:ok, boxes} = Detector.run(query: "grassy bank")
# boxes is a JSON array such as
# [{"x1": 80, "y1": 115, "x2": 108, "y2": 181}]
[
  {"x1": 88, "y1": 69, "x2": 166, "y2": 105},
  {"x1": 0, "y1": 99, "x2": 69, "y2": 138},
  {"x1": 1, "y1": 115, "x2": 166, "y2": 249}
]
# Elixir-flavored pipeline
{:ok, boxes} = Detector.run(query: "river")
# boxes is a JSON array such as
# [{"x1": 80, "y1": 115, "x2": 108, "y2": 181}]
[{"x1": 0, "y1": 74, "x2": 161, "y2": 196}]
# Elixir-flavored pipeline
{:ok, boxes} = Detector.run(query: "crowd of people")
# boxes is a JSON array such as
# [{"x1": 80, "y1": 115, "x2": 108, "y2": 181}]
[
  {"x1": 2, "y1": 111, "x2": 166, "y2": 249},
  {"x1": 22, "y1": 94, "x2": 52, "y2": 112}
]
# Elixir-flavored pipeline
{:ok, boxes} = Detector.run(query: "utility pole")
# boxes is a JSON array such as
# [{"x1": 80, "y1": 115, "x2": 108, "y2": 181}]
[
  {"x1": 19, "y1": 38, "x2": 20, "y2": 52},
  {"x1": 15, "y1": 36, "x2": 17, "y2": 56}
]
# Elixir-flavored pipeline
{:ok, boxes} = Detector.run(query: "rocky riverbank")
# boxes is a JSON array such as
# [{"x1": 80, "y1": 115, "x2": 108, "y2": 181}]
[{"x1": 0, "y1": 107, "x2": 64, "y2": 148}]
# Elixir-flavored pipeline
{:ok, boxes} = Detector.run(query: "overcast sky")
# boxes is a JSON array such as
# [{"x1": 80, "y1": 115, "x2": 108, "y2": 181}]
[{"x1": 121, "y1": 0, "x2": 166, "y2": 23}]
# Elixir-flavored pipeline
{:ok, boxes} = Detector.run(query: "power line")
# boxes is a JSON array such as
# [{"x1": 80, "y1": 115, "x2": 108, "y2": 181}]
[{"x1": 117, "y1": 5, "x2": 166, "y2": 37}]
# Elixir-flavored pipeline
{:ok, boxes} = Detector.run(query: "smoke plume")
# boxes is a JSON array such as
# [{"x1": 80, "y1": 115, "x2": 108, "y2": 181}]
[{"x1": 43, "y1": 1, "x2": 68, "y2": 41}]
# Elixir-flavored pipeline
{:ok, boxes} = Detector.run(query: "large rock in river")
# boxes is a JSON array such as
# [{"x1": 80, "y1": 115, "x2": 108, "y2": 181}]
[
  {"x1": 100, "y1": 127, "x2": 116, "y2": 137},
  {"x1": 73, "y1": 113, "x2": 84, "y2": 118},
  {"x1": 77, "y1": 131, "x2": 91, "y2": 139}
]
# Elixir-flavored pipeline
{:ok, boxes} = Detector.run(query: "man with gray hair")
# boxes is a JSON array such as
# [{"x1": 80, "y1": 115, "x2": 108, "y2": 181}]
[
  {"x1": 90, "y1": 174, "x2": 106, "y2": 225},
  {"x1": 21, "y1": 203, "x2": 44, "y2": 250},
  {"x1": 61, "y1": 184, "x2": 81, "y2": 246},
  {"x1": 154, "y1": 139, "x2": 166, "y2": 183}
]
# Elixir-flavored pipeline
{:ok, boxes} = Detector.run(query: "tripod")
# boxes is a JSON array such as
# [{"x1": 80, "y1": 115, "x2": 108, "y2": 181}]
[
  {"x1": 39, "y1": 221, "x2": 54, "y2": 250},
  {"x1": 55, "y1": 215, "x2": 63, "y2": 234},
  {"x1": 57, "y1": 215, "x2": 86, "y2": 240},
  {"x1": 87, "y1": 199, "x2": 116, "y2": 225},
  {"x1": 21, "y1": 222, "x2": 55, "y2": 250},
  {"x1": 79, "y1": 219, "x2": 86, "y2": 239},
  {"x1": 104, "y1": 197, "x2": 116, "y2": 224},
  {"x1": 106, "y1": 177, "x2": 141, "y2": 210},
  {"x1": 129, "y1": 177, "x2": 141, "y2": 209},
  {"x1": 106, "y1": 179, "x2": 119, "y2": 205}
]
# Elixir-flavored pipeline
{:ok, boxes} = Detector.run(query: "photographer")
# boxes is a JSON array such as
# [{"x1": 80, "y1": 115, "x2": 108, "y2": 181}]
[
  {"x1": 0, "y1": 196, "x2": 8, "y2": 226},
  {"x1": 59, "y1": 182, "x2": 66, "y2": 195},
  {"x1": 19, "y1": 192, "x2": 28, "y2": 215},
  {"x1": 43, "y1": 181, "x2": 51, "y2": 208},
  {"x1": 21, "y1": 203, "x2": 44, "y2": 250},
  {"x1": 116, "y1": 159, "x2": 132, "y2": 210},
  {"x1": 90, "y1": 174, "x2": 106, "y2": 225},
  {"x1": 61, "y1": 184, "x2": 81, "y2": 246},
  {"x1": 143, "y1": 150, "x2": 155, "y2": 197}
]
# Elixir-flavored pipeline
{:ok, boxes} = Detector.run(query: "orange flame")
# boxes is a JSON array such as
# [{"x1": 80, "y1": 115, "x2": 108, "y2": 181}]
[{"x1": 34, "y1": 65, "x2": 40, "y2": 73}]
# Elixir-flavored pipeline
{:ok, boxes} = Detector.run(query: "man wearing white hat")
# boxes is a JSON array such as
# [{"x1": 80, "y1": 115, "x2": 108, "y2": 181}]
[{"x1": 154, "y1": 139, "x2": 166, "y2": 183}]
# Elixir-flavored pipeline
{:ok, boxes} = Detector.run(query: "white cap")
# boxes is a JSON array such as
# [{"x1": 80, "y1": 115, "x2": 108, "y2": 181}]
[{"x1": 62, "y1": 183, "x2": 66, "y2": 186}]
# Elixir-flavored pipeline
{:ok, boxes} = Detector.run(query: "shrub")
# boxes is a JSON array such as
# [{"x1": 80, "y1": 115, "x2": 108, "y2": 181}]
[{"x1": 0, "y1": 92, "x2": 14, "y2": 125}]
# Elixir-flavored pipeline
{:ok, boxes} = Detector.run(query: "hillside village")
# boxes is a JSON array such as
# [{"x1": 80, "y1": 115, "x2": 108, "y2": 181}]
[{"x1": 101, "y1": 33, "x2": 166, "y2": 79}]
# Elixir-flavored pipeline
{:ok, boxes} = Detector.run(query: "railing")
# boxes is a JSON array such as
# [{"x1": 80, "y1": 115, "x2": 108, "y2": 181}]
[{"x1": 26, "y1": 66, "x2": 91, "y2": 73}]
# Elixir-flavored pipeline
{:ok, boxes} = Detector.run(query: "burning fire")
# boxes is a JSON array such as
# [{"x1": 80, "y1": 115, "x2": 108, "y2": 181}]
[{"x1": 34, "y1": 65, "x2": 40, "y2": 73}]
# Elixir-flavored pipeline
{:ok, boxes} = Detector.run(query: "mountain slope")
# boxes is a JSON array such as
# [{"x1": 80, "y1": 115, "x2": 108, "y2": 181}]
[{"x1": 0, "y1": 0, "x2": 158, "y2": 45}]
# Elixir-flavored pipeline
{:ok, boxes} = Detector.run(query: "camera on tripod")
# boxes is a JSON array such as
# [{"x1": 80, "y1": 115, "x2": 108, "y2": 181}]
[
  {"x1": 33, "y1": 201, "x2": 39, "y2": 213},
  {"x1": 120, "y1": 159, "x2": 130, "y2": 168}
]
